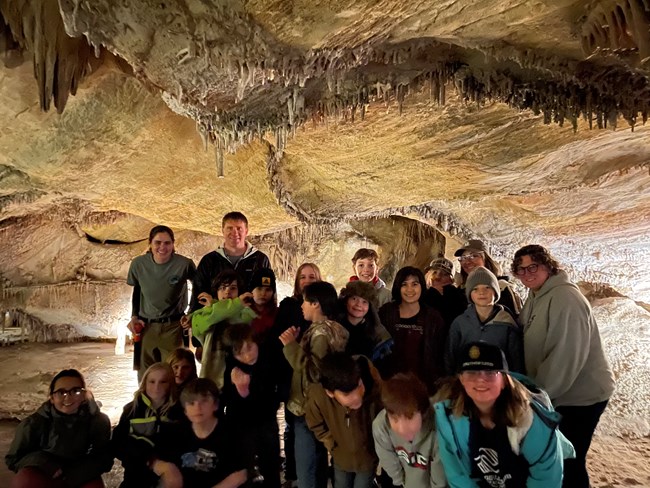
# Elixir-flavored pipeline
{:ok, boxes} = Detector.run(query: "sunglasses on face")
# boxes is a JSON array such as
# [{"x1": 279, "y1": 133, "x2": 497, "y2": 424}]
[{"x1": 52, "y1": 387, "x2": 85, "y2": 399}]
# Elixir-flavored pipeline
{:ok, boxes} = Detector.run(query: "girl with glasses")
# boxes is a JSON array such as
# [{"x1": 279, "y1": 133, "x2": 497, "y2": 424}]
[
  {"x1": 511, "y1": 244, "x2": 614, "y2": 488},
  {"x1": 434, "y1": 342, "x2": 574, "y2": 487},
  {"x1": 6, "y1": 369, "x2": 112, "y2": 487}
]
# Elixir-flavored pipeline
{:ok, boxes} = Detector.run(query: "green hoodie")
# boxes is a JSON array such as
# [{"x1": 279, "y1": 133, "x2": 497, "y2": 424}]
[{"x1": 191, "y1": 297, "x2": 256, "y2": 389}]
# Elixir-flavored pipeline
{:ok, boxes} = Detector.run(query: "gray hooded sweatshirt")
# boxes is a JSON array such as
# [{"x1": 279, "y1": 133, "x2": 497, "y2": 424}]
[
  {"x1": 372, "y1": 405, "x2": 447, "y2": 488},
  {"x1": 519, "y1": 270, "x2": 614, "y2": 407}
]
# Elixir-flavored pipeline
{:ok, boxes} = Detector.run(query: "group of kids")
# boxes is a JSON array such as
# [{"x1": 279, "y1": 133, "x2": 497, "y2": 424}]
[{"x1": 6, "y1": 243, "x2": 581, "y2": 488}]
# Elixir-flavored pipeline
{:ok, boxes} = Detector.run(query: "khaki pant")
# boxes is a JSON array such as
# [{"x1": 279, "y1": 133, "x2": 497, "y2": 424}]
[{"x1": 138, "y1": 320, "x2": 183, "y2": 383}]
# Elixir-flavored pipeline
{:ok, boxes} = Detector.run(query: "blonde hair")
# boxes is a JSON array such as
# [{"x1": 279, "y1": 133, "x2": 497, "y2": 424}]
[
  {"x1": 133, "y1": 362, "x2": 178, "y2": 417},
  {"x1": 436, "y1": 373, "x2": 530, "y2": 427},
  {"x1": 293, "y1": 263, "x2": 322, "y2": 298}
]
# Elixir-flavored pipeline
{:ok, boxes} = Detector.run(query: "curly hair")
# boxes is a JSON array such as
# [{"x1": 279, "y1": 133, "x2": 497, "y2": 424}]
[{"x1": 511, "y1": 244, "x2": 561, "y2": 276}]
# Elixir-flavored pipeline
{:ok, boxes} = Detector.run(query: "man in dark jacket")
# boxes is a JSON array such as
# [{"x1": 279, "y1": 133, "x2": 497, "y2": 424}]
[{"x1": 192, "y1": 212, "x2": 271, "y2": 311}]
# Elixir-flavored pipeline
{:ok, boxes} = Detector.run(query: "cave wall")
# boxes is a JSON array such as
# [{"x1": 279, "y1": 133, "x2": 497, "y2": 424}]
[{"x1": 0, "y1": 208, "x2": 446, "y2": 339}]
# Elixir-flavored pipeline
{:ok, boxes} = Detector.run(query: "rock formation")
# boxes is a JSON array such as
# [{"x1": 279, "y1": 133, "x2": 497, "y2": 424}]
[{"x1": 0, "y1": 0, "x2": 649, "y2": 337}]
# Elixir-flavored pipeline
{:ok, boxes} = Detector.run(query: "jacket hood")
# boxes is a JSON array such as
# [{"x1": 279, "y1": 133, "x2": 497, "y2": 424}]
[
  {"x1": 216, "y1": 242, "x2": 259, "y2": 259},
  {"x1": 531, "y1": 269, "x2": 578, "y2": 299}
]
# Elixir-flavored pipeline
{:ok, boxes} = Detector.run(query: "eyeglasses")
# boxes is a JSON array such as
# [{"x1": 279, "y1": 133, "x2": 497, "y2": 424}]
[
  {"x1": 462, "y1": 370, "x2": 501, "y2": 381},
  {"x1": 52, "y1": 387, "x2": 85, "y2": 399},
  {"x1": 515, "y1": 264, "x2": 539, "y2": 276},
  {"x1": 458, "y1": 252, "x2": 484, "y2": 262}
]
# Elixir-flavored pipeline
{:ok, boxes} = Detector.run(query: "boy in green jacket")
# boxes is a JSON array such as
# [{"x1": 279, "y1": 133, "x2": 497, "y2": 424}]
[{"x1": 191, "y1": 269, "x2": 256, "y2": 389}]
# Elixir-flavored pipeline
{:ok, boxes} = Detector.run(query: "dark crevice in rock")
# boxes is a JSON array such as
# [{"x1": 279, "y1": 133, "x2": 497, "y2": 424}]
[
  {"x1": 0, "y1": 190, "x2": 46, "y2": 211},
  {"x1": 83, "y1": 233, "x2": 146, "y2": 246}
]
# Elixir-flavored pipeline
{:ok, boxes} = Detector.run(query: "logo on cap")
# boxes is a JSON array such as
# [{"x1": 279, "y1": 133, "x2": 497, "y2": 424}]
[
  {"x1": 469, "y1": 345, "x2": 481, "y2": 360},
  {"x1": 262, "y1": 277, "x2": 271, "y2": 286}
]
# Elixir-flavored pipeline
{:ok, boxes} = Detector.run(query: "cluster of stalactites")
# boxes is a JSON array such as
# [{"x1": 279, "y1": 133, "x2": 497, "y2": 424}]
[
  {"x1": 0, "y1": 0, "x2": 98, "y2": 113},
  {"x1": 452, "y1": 65, "x2": 650, "y2": 131},
  {"x1": 581, "y1": 0, "x2": 650, "y2": 66},
  {"x1": 179, "y1": 62, "x2": 458, "y2": 176},
  {"x1": 191, "y1": 54, "x2": 650, "y2": 179}
]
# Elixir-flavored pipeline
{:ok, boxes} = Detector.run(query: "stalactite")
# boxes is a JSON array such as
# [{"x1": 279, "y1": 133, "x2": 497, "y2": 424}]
[{"x1": 0, "y1": 0, "x2": 99, "y2": 113}]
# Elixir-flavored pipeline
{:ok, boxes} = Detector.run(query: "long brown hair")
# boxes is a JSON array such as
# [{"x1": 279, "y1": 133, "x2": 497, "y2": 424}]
[
  {"x1": 292, "y1": 263, "x2": 322, "y2": 298},
  {"x1": 436, "y1": 373, "x2": 530, "y2": 427}
]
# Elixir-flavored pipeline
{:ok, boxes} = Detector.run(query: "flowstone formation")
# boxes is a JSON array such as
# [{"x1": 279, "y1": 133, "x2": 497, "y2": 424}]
[{"x1": 1, "y1": 0, "x2": 650, "y2": 337}]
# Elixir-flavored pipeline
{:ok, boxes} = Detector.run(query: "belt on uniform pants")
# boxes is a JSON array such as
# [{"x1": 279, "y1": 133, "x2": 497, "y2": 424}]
[{"x1": 140, "y1": 315, "x2": 183, "y2": 324}]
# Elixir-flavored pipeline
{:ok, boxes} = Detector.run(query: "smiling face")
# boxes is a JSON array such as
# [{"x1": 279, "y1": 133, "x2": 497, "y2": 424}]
[
  {"x1": 459, "y1": 371, "x2": 505, "y2": 411},
  {"x1": 353, "y1": 258, "x2": 378, "y2": 283},
  {"x1": 470, "y1": 284, "x2": 496, "y2": 307},
  {"x1": 50, "y1": 376, "x2": 86, "y2": 415},
  {"x1": 516, "y1": 255, "x2": 550, "y2": 292},
  {"x1": 460, "y1": 250, "x2": 485, "y2": 275},
  {"x1": 145, "y1": 369, "x2": 172, "y2": 408},
  {"x1": 297, "y1": 265, "x2": 319, "y2": 294},
  {"x1": 400, "y1": 275, "x2": 422, "y2": 304},
  {"x1": 346, "y1": 295, "x2": 369, "y2": 322},
  {"x1": 388, "y1": 411, "x2": 423, "y2": 442},
  {"x1": 222, "y1": 219, "x2": 248, "y2": 252},
  {"x1": 150, "y1": 232, "x2": 174, "y2": 264}
]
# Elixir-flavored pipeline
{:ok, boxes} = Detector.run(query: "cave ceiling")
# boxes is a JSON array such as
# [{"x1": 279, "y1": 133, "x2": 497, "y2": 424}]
[{"x1": 0, "y1": 0, "x2": 649, "y2": 304}]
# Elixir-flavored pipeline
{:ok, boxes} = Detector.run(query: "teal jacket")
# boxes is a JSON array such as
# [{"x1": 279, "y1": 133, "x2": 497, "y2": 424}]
[{"x1": 434, "y1": 397, "x2": 574, "y2": 488}]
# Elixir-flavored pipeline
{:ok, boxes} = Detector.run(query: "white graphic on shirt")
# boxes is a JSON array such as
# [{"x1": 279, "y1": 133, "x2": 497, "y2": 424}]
[
  {"x1": 181, "y1": 448, "x2": 217, "y2": 472},
  {"x1": 394, "y1": 446, "x2": 429, "y2": 470},
  {"x1": 473, "y1": 448, "x2": 512, "y2": 488}
]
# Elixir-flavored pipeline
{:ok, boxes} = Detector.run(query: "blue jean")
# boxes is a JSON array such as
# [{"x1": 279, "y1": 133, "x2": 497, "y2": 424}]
[
  {"x1": 293, "y1": 415, "x2": 328, "y2": 488},
  {"x1": 333, "y1": 465, "x2": 375, "y2": 488}
]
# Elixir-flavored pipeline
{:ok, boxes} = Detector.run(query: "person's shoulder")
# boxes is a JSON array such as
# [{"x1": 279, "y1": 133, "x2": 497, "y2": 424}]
[
  {"x1": 421, "y1": 303, "x2": 444, "y2": 322},
  {"x1": 20, "y1": 404, "x2": 50, "y2": 427},
  {"x1": 171, "y1": 253, "x2": 195, "y2": 265},
  {"x1": 130, "y1": 253, "x2": 151, "y2": 267},
  {"x1": 491, "y1": 306, "x2": 519, "y2": 327},
  {"x1": 378, "y1": 301, "x2": 397, "y2": 315},
  {"x1": 372, "y1": 408, "x2": 388, "y2": 431}
]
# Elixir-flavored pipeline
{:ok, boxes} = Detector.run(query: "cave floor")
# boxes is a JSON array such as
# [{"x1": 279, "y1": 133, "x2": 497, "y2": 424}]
[{"x1": 0, "y1": 342, "x2": 648, "y2": 487}]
